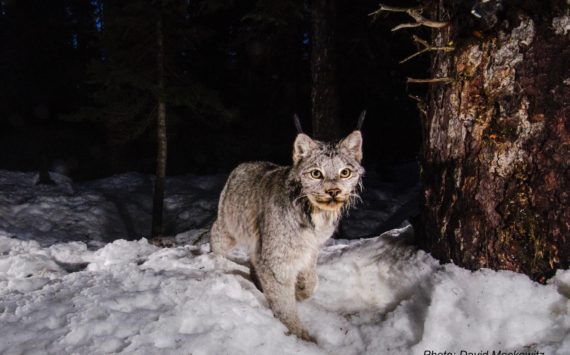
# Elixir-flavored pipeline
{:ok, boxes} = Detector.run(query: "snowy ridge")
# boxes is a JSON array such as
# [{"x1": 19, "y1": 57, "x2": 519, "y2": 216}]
[
  {"x1": 0, "y1": 171, "x2": 225, "y2": 247},
  {"x1": 1, "y1": 226, "x2": 569, "y2": 355}
]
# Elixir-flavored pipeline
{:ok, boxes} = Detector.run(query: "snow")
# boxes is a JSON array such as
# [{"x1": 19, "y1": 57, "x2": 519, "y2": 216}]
[
  {"x1": 0, "y1": 170, "x2": 569, "y2": 354},
  {"x1": 0, "y1": 171, "x2": 225, "y2": 247}
]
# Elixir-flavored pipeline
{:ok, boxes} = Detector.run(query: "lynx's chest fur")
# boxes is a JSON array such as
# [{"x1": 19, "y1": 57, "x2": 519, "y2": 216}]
[
  {"x1": 209, "y1": 129, "x2": 364, "y2": 342},
  {"x1": 309, "y1": 210, "x2": 339, "y2": 244}
]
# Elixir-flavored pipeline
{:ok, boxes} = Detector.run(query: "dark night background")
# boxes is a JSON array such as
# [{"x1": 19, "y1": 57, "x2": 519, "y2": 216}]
[{"x1": 0, "y1": 0, "x2": 426, "y2": 180}]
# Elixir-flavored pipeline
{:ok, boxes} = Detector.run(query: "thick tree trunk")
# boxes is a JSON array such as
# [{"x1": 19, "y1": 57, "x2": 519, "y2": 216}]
[
  {"x1": 311, "y1": 0, "x2": 340, "y2": 141},
  {"x1": 417, "y1": 1, "x2": 569, "y2": 282},
  {"x1": 151, "y1": 8, "x2": 167, "y2": 238}
]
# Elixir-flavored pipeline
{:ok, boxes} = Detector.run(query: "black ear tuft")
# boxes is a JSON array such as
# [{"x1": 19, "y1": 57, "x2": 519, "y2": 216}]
[
  {"x1": 356, "y1": 110, "x2": 366, "y2": 131},
  {"x1": 293, "y1": 114, "x2": 303, "y2": 134}
]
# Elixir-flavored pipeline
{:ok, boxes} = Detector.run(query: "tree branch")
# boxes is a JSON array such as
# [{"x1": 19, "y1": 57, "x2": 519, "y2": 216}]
[
  {"x1": 408, "y1": 94, "x2": 427, "y2": 116},
  {"x1": 368, "y1": 3, "x2": 448, "y2": 31},
  {"x1": 400, "y1": 35, "x2": 455, "y2": 64},
  {"x1": 407, "y1": 77, "x2": 453, "y2": 84}
]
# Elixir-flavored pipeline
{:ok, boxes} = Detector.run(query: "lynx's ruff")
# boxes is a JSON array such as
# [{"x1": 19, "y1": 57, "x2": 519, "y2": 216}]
[{"x1": 210, "y1": 130, "x2": 364, "y2": 341}]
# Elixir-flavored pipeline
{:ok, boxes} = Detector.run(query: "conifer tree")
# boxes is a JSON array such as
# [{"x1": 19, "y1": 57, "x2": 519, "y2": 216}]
[{"x1": 76, "y1": 0, "x2": 229, "y2": 238}]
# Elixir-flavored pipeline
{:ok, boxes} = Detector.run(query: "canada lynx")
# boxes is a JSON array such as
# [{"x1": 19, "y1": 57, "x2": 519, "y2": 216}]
[{"x1": 210, "y1": 128, "x2": 364, "y2": 341}]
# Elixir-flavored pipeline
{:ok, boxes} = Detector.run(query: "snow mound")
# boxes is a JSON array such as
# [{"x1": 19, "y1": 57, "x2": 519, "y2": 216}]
[
  {"x1": 1, "y1": 227, "x2": 568, "y2": 355},
  {"x1": 0, "y1": 170, "x2": 225, "y2": 247}
]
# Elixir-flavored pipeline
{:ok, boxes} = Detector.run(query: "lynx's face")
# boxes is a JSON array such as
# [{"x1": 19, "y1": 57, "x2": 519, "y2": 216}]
[{"x1": 292, "y1": 131, "x2": 364, "y2": 212}]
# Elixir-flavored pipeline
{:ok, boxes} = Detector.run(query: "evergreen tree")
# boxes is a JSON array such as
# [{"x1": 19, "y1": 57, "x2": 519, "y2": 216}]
[
  {"x1": 311, "y1": 0, "x2": 340, "y2": 140},
  {"x1": 0, "y1": 0, "x2": 77, "y2": 120},
  {"x1": 75, "y1": 0, "x2": 230, "y2": 237},
  {"x1": 0, "y1": 0, "x2": 95, "y2": 178}
]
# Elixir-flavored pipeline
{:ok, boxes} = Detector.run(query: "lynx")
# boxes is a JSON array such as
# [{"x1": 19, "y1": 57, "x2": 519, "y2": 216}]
[{"x1": 210, "y1": 125, "x2": 364, "y2": 341}]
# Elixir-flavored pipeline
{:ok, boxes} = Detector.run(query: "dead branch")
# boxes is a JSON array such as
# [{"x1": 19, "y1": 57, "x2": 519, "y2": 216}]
[
  {"x1": 408, "y1": 94, "x2": 427, "y2": 116},
  {"x1": 407, "y1": 77, "x2": 453, "y2": 84},
  {"x1": 400, "y1": 35, "x2": 454, "y2": 64},
  {"x1": 368, "y1": 3, "x2": 448, "y2": 31}
]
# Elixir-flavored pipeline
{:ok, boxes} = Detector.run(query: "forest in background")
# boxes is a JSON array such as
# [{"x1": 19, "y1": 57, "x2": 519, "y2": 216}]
[{"x1": 0, "y1": 0, "x2": 426, "y2": 180}]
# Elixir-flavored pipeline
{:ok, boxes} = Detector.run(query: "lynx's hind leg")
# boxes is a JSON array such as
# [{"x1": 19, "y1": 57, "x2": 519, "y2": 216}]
[{"x1": 209, "y1": 220, "x2": 236, "y2": 256}]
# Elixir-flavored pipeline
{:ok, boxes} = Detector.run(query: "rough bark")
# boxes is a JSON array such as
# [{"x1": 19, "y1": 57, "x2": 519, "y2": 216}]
[
  {"x1": 151, "y1": 6, "x2": 167, "y2": 238},
  {"x1": 311, "y1": 0, "x2": 340, "y2": 141},
  {"x1": 417, "y1": 1, "x2": 570, "y2": 282}
]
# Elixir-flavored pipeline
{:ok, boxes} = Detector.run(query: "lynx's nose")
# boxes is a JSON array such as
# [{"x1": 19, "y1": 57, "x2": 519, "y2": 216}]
[{"x1": 325, "y1": 188, "x2": 341, "y2": 198}]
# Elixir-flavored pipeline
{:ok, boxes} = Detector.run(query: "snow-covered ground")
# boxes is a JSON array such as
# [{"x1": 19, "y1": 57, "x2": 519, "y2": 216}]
[
  {"x1": 0, "y1": 170, "x2": 569, "y2": 354},
  {"x1": 0, "y1": 171, "x2": 226, "y2": 247},
  {"x1": 0, "y1": 167, "x2": 420, "y2": 246}
]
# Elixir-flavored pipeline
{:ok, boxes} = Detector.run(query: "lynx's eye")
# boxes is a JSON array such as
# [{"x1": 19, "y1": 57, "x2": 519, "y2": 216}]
[
  {"x1": 339, "y1": 168, "x2": 352, "y2": 179},
  {"x1": 309, "y1": 169, "x2": 324, "y2": 179}
]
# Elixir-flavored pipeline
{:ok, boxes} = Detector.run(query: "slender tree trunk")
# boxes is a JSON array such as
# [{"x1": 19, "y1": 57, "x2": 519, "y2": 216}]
[
  {"x1": 37, "y1": 153, "x2": 55, "y2": 185},
  {"x1": 311, "y1": 0, "x2": 340, "y2": 141},
  {"x1": 417, "y1": 1, "x2": 570, "y2": 282},
  {"x1": 151, "y1": 6, "x2": 167, "y2": 238}
]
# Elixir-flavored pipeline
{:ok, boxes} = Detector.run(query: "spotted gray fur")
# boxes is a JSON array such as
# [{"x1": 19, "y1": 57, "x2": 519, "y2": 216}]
[{"x1": 210, "y1": 130, "x2": 364, "y2": 341}]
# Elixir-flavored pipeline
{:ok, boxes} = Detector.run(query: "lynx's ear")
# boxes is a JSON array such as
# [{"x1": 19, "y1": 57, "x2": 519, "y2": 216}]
[
  {"x1": 340, "y1": 131, "x2": 363, "y2": 163},
  {"x1": 293, "y1": 133, "x2": 317, "y2": 164}
]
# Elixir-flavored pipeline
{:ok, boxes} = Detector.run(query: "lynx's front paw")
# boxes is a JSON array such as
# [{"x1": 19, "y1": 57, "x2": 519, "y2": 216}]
[
  {"x1": 295, "y1": 283, "x2": 313, "y2": 301},
  {"x1": 287, "y1": 328, "x2": 317, "y2": 343},
  {"x1": 295, "y1": 269, "x2": 317, "y2": 301}
]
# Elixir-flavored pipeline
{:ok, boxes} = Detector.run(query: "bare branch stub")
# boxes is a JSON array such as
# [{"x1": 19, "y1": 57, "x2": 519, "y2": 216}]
[
  {"x1": 407, "y1": 77, "x2": 453, "y2": 84},
  {"x1": 368, "y1": 3, "x2": 448, "y2": 32},
  {"x1": 400, "y1": 35, "x2": 455, "y2": 64},
  {"x1": 408, "y1": 94, "x2": 427, "y2": 116}
]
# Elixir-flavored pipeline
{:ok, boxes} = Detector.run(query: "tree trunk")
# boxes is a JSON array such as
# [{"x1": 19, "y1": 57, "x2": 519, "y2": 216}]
[
  {"x1": 311, "y1": 0, "x2": 340, "y2": 141},
  {"x1": 417, "y1": 1, "x2": 570, "y2": 282},
  {"x1": 151, "y1": 6, "x2": 167, "y2": 238}
]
